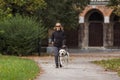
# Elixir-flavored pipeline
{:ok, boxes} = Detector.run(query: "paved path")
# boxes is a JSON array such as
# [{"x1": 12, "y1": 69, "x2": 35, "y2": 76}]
[{"x1": 34, "y1": 53, "x2": 120, "y2": 80}]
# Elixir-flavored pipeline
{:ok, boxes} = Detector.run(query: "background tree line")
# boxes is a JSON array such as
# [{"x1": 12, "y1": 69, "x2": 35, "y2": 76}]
[
  {"x1": 39, "y1": 0, "x2": 89, "y2": 29},
  {"x1": 108, "y1": 0, "x2": 120, "y2": 16}
]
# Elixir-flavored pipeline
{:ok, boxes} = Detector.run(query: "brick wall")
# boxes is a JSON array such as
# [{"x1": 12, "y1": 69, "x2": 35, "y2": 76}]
[{"x1": 80, "y1": 5, "x2": 113, "y2": 17}]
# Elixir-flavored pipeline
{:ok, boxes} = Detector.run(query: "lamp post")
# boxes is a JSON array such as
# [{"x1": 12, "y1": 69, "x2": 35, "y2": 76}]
[
  {"x1": 38, "y1": 38, "x2": 41, "y2": 56},
  {"x1": 37, "y1": 22, "x2": 41, "y2": 56}
]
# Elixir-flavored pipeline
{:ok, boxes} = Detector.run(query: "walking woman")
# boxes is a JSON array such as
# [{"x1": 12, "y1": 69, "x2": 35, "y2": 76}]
[{"x1": 51, "y1": 22, "x2": 66, "y2": 68}]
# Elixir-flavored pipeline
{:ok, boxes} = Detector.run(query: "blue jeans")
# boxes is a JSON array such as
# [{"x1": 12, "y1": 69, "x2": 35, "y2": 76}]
[{"x1": 53, "y1": 47, "x2": 60, "y2": 67}]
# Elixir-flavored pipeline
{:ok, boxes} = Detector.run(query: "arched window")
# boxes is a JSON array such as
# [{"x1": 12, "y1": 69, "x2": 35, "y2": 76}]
[{"x1": 88, "y1": 12, "x2": 104, "y2": 21}]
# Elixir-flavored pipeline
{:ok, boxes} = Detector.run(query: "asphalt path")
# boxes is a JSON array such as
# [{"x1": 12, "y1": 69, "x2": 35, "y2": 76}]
[{"x1": 34, "y1": 53, "x2": 120, "y2": 80}]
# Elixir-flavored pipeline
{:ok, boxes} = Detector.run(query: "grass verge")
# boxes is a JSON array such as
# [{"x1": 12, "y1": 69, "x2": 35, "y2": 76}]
[
  {"x1": 0, "y1": 55, "x2": 40, "y2": 80},
  {"x1": 93, "y1": 58, "x2": 120, "y2": 76}
]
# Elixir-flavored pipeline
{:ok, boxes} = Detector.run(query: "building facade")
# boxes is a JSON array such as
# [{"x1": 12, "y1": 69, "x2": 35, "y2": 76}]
[{"x1": 78, "y1": 0, "x2": 120, "y2": 49}]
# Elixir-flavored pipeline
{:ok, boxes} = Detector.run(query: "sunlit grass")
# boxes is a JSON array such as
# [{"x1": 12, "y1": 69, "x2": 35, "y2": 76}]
[
  {"x1": 0, "y1": 55, "x2": 40, "y2": 80},
  {"x1": 93, "y1": 58, "x2": 120, "y2": 76}
]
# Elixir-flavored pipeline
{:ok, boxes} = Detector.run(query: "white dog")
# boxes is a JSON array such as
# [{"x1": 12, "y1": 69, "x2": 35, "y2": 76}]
[{"x1": 59, "y1": 49, "x2": 69, "y2": 66}]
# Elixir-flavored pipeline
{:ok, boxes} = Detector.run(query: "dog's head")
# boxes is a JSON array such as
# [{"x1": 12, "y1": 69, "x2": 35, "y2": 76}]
[{"x1": 59, "y1": 49, "x2": 67, "y2": 56}]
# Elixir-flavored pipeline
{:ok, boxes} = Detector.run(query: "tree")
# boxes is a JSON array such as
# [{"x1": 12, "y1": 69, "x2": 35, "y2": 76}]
[
  {"x1": 108, "y1": 0, "x2": 120, "y2": 16},
  {"x1": 39, "y1": 0, "x2": 89, "y2": 29},
  {"x1": 0, "y1": 0, "x2": 46, "y2": 18}
]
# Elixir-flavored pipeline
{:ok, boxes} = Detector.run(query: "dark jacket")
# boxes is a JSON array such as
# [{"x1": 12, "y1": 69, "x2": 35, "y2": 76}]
[{"x1": 51, "y1": 30, "x2": 66, "y2": 48}]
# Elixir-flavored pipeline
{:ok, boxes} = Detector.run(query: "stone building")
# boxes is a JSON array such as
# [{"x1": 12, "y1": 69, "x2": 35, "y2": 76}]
[{"x1": 77, "y1": 0, "x2": 120, "y2": 50}]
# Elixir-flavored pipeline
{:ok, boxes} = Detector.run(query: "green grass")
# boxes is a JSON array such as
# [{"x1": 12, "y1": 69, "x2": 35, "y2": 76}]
[
  {"x1": 0, "y1": 55, "x2": 40, "y2": 80},
  {"x1": 93, "y1": 58, "x2": 120, "y2": 76}
]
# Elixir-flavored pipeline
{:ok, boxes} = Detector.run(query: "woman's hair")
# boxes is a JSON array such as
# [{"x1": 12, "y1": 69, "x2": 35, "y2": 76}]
[{"x1": 54, "y1": 22, "x2": 64, "y2": 31}]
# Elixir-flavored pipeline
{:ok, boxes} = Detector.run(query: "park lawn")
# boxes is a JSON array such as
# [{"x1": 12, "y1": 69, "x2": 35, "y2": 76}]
[
  {"x1": 0, "y1": 55, "x2": 40, "y2": 80},
  {"x1": 93, "y1": 58, "x2": 120, "y2": 76}
]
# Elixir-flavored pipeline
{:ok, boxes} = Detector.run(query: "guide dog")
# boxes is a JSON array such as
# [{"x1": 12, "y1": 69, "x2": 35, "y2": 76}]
[{"x1": 59, "y1": 48, "x2": 69, "y2": 66}]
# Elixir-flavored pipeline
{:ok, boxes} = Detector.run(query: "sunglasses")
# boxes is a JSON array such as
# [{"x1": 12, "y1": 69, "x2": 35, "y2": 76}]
[{"x1": 56, "y1": 26, "x2": 60, "y2": 27}]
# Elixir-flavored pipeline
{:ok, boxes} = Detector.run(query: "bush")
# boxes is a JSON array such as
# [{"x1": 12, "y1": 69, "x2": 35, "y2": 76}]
[{"x1": 0, "y1": 15, "x2": 47, "y2": 56}]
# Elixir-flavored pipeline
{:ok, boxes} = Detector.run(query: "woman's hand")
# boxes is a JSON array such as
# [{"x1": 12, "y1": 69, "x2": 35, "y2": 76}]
[
  {"x1": 51, "y1": 42, "x2": 54, "y2": 46},
  {"x1": 62, "y1": 45, "x2": 66, "y2": 48}
]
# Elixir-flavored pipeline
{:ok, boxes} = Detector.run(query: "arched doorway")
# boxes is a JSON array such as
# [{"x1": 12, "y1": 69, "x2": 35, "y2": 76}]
[
  {"x1": 114, "y1": 22, "x2": 120, "y2": 47},
  {"x1": 86, "y1": 10, "x2": 104, "y2": 47},
  {"x1": 89, "y1": 23, "x2": 103, "y2": 46},
  {"x1": 111, "y1": 13, "x2": 120, "y2": 48}
]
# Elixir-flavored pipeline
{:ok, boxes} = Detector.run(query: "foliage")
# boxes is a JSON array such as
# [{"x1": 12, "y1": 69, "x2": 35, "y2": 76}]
[
  {"x1": 0, "y1": 30, "x2": 5, "y2": 53},
  {"x1": 0, "y1": 15, "x2": 47, "y2": 56},
  {"x1": 39, "y1": 0, "x2": 88, "y2": 29},
  {"x1": 93, "y1": 58, "x2": 120, "y2": 76},
  {"x1": 108, "y1": 0, "x2": 120, "y2": 16},
  {"x1": 0, "y1": 55, "x2": 40, "y2": 80},
  {"x1": 0, "y1": 0, "x2": 46, "y2": 18},
  {"x1": 0, "y1": 0, "x2": 11, "y2": 19}
]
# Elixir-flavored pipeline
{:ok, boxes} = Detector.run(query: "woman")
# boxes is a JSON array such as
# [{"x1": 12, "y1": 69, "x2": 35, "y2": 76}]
[{"x1": 51, "y1": 22, "x2": 66, "y2": 68}]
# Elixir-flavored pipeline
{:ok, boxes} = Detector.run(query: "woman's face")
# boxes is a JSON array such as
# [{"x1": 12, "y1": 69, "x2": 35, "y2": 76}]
[{"x1": 56, "y1": 26, "x2": 61, "y2": 31}]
